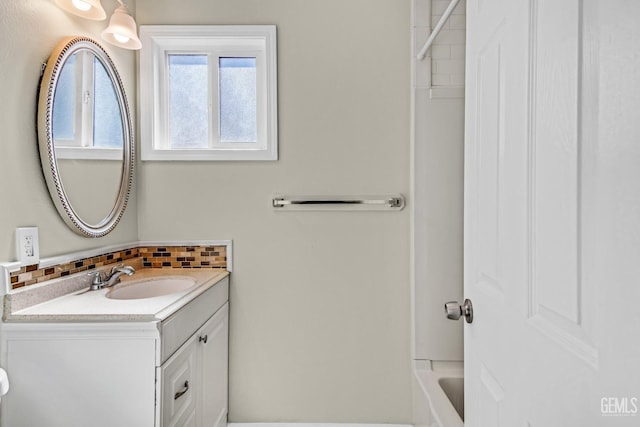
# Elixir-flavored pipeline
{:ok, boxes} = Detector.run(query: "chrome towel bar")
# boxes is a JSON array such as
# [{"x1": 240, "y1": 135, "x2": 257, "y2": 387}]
[{"x1": 272, "y1": 195, "x2": 405, "y2": 211}]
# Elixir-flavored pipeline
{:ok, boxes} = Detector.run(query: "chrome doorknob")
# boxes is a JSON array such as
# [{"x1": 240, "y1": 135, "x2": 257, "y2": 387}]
[{"x1": 444, "y1": 299, "x2": 473, "y2": 323}]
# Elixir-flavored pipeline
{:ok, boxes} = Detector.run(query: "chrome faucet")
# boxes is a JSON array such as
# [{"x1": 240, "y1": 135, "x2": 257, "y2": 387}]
[{"x1": 88, "y1": 265, "x2": 136, "y2": 291}]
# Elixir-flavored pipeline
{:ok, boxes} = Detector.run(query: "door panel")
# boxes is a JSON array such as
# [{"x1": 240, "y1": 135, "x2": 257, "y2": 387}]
[
  {"x1": 527, "y1": 1, "x2": 597, "y2": 363},
  {"x1": 473, "y1": 23, "x2": 504, "y2": 296}
]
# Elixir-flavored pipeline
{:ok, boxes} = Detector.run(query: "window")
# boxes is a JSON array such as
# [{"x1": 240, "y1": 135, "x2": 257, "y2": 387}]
[{"x1": 139, "y1": 25, "x2": 278, "y2": 161}]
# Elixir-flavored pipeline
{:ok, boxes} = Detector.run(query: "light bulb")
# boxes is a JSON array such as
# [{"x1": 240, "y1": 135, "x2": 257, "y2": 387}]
[
  {"x1": 71, "y1": 0, "x2": 92, "y2": 11},
  {"x1": 113, "y1": 33, "x2": 130, "y2": 44}
]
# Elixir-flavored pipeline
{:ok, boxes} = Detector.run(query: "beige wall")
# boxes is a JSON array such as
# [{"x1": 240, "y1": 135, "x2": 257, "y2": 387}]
[
  {"x1": 0, "y1": 0, "x2": 412, "y2": 423},
  {"x1": 136, "y1": 0, "x2": 412, "y2": 423},
  {"x1": 0, "y1": 0, "x2": 138, "y2": 261}
]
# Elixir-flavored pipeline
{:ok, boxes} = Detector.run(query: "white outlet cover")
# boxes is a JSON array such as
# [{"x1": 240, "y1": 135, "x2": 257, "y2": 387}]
[{"x1": 16, "y1": 227, "x2": 40, "y2": 266}]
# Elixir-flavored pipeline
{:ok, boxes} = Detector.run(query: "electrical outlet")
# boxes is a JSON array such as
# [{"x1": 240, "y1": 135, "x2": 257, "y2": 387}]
[{"x1": 16, "y1": 227, "x2": 40, "y2": 266}]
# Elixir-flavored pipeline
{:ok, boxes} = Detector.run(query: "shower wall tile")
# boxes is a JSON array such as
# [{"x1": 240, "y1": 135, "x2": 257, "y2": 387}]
[{"x1": 431, "y1": 0, "x2": 466, "y2": 89}]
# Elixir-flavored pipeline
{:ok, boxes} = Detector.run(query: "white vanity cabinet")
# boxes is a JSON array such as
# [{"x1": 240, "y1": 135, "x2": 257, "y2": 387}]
[{"x1": 0, "y1": 275, "x2": 229, "y2": 427}]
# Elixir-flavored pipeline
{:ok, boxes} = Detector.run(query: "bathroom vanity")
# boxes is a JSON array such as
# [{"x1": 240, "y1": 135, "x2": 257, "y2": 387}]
[{"x1": 0, "y1": 268, "x2": 229, "y2": 427}]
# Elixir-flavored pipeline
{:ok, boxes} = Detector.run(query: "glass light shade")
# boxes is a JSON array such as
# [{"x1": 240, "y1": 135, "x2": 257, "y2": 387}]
[
  {"x1": 101, "y1": 5, "x2": 142, "y2": 50},
  {"x1": 54, "y1": 0, "x2": 106, "y2": 20}
]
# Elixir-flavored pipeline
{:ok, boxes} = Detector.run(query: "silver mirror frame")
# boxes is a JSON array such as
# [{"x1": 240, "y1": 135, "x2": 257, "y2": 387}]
[{"x1": 38, "y1": 36, "x2": 134, "y2": 238}]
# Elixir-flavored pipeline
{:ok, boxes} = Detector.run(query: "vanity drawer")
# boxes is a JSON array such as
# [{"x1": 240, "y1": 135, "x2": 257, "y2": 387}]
[
  {"x1": 159, "y1": 336, "x2": 197, "y2": 427},
  {"x1": 160, "y1": 276, "x2": 228, "y2": 363}
]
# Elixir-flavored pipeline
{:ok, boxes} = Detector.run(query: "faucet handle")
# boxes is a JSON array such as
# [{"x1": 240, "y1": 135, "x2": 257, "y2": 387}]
[
  {"x1": 88, "y1": 271, "x2": 105, "y2": 287},
  {"x1": 88, "y1": 271, "x2": 102, "y2": 279}
]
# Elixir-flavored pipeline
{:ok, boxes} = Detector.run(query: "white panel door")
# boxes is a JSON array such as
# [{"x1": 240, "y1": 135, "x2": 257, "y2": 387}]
[{"x1": 464, "y1": 0, "x2": 640, "y2": 426}]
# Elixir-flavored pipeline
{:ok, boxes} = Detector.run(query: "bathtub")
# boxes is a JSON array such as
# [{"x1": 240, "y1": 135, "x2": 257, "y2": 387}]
[{"x1": 413, "y1": 362, "x2": 464, "y2": 427}]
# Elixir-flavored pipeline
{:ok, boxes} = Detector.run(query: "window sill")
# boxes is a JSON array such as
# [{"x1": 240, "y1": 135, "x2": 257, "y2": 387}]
[{"x1": 141, "y1": 148, "x2": 277, "y2": 162}]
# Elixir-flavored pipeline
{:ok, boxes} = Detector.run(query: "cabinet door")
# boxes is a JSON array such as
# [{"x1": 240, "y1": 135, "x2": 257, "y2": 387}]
[
  {"x1": 197, "y1": 303, "x2": 229, "y2": 427},
  {"x1": 3, "y1": 335, "x2": 156, "y2": 427},
  {"x1": 161, "y1": 336, "x2": 198, "y2": 427}
]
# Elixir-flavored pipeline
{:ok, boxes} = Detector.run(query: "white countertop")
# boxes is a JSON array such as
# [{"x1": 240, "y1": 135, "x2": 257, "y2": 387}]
[{"x1": 4, "y1": 268, "x2": 229, "y2": 322}]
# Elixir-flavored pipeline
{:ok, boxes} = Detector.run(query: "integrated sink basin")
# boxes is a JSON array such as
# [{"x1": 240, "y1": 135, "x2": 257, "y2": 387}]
[
  {"x1": 4, "y1": 267, "x2": 229, "y2": 322},
  {"x1": 106, "y1": 276, "x2": 196, "y2": 300}
]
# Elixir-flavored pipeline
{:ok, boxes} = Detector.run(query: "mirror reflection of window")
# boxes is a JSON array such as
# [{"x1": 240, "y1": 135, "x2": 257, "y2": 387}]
[
  {"x1": 52, "y1": 51, "x2": 123, "y2": 150},
  {"x1": 52, "y1": 55, "x2": 77, "y2": 144},
  {"x1": 94, "y1": 57, "x2": 123, "y2": 148}
]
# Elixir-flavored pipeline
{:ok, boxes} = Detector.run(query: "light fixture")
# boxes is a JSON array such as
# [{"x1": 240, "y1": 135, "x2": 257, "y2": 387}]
[
  {"x1": 54, "y1": 0, "x2": 107, "y2": 20},
  {"x1": 101, "y1": 0, "x2": 141, "y2": 50},
  {"x1": 54, "y1": 0, "x2": 141, "y2": 50}
]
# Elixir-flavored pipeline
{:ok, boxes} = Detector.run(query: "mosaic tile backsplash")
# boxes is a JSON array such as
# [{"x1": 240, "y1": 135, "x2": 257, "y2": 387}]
[{"x1": 10, "y1": 245, "x2": 227, "y2": 290}]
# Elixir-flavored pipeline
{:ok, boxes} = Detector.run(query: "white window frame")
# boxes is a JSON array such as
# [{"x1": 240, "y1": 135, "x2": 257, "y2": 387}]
[{"x1": 139, "y1": 25, "x2": 278, "y2": 161}]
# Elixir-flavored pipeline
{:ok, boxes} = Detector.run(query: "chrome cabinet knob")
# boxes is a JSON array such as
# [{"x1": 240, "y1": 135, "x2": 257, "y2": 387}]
[{"x1": 444, "y1": 299, "x2": 473, "y2": 323}]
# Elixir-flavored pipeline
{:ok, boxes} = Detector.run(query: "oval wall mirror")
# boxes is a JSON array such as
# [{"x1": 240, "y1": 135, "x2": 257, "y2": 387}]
[{"x1": 38, "y1": 36, "x2": 134, "y2": 238}]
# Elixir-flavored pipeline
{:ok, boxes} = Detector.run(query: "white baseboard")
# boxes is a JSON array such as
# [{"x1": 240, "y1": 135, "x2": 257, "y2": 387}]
[{"x1": 230, "y1": 424, "x2": 413, "y2": 427}]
